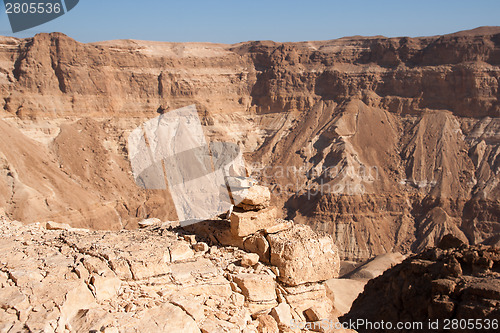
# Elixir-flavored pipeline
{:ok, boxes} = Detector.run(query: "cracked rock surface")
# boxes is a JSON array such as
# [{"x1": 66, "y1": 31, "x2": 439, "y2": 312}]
[{"x1": 0, "y1": 218, "x2": 350, "y2": 333}]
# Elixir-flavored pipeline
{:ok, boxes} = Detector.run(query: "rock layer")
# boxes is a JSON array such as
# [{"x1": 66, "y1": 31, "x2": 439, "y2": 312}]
[
  {"x1": 341, "y1": 237, "x2": 500, "y2": 332},
  {"x1": 0, "y1": 216, "x2": 342, "y2": 332},
  {"x1": 0, "y1": 28, "x2": 499, "y2": 260}
]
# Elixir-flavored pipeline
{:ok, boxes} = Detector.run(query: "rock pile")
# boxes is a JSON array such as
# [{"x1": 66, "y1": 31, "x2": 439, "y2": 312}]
[
  {"x1": 188, "y1": 184, "x2": 341, "y2": 287},
  {"x1": 0, "y1": 211, "x2": 346, "y2": 332}
]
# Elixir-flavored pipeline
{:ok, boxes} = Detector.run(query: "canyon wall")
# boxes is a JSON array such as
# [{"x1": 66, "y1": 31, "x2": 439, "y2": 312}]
[{"x1": 0, "y1": 27, "x2": 499, "y2": 260}]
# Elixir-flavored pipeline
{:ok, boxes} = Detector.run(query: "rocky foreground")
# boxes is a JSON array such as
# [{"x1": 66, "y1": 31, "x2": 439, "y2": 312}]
[
  {"x1": 0, "y1": 216, "x2": 344, "y2": 333},
  {"x1": 0, "y1": 28, "x2": 499, "y2": 261}
]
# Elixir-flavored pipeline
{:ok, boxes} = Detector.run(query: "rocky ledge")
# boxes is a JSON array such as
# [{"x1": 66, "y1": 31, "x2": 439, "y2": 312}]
[
  {"x1": 0, "y1": 210, "x2": 349, "y2": 333},
  {"x1": 341, "y1": 235, "x2": 500, "y2": 333}
]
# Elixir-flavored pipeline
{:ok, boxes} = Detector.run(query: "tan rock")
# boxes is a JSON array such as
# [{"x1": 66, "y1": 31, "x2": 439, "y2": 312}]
[
  {"x1": 170, "y1": 295, "x2": 205, "y2": 322},
  {"x1": 243, "y1": 232, "x2": 270, "y2": 263},
  {"x1": 267, "y1": 224, "x2": 340, "y2": 286},
  {"x1": 108, "y1": 258, "x2": 133, "y2": 280},
  {"x1": 247, "y1": 301, "x2": 279, "y2": 316},
  {"x1": 83, "y1": 256, "x2": 113, "y2": 276},
  {"x1": 283, "y1": 283, "x2": 333, "y2": 319},
  {"x1": 90, "y1": 275, "x2": 121, "y2": 301},
  {"x1": 180, "y1": 275, "x2": 232, "y2": 298},
  {"x1": 138, "y1": 218, "x2": 161, "y2": 228},
  {"x1": 59, "y1": 282, "x2": 96, "y2": 329},
  {"x1": 233, "y1": 185, "x2": 271, "y2": 210},
  {"x1": 227, "y1": 177, "x2": 257, "y2": 189},
  {"x1": 233, "y1": 274, "x2": 277, "y2": 303},
  {"x1": 304, "y1": 307, "x2": 322, "y2": 322},
  {"x1": 270, "y1": 302, "x2": 293, "y2": 328},
  {"x1": 74, "y1": 263, "x2": 90, "y2": 281},
  {"x1": 183, "y1": 234, "x2": 197, "y2": 244},
  {"x1": 135, "y1": 303, "x2": 201, "y2": 333},
  {"x1": 256, "y1": 314, "x2": 279, "y2": 333},
  {"x1": 169, "y1": 242, "x2": 194, "y2": 262},
  {"x1": 241, "y1": 253, "x2": 260, "y2": 267},
  {"x1": 264, "y1": 220, "x2": 293, "y2": 234},
  {"x1": 231, "y1": 207, "x2": 278, "y2": 237},
  {"x1": 45, "y1": 221, "x2": 71, "y2": 230},
  {"x1": 128, "y1": 259, "x2": 171, "y2": 280},
  {"x1": 230, "y1": 292, "x2": 246, "y2": 307}
]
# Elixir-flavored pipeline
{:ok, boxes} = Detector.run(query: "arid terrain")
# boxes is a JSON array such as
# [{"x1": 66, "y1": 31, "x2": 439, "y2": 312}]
[
  {"x1": 1, "y1": 27, "x2": 499, "y2": 260},
  {"x1": 0, "y1": 27, "x2": 499, "y2": 332}
]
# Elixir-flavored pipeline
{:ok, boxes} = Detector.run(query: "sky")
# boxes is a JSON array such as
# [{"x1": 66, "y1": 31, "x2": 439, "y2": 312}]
[{"x1": 0, "y1": 0, "x2": 499, "y2": 43}]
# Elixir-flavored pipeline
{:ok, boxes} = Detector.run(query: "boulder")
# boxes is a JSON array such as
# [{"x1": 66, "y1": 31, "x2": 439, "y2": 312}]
[
  {"x1": 135, "y1": 303, "x2": 201, "y2": 333},
  {"x1": 138, "y1": 218, "x2": 161, "y2": 228},
  {"x1": 90, "y1": 275, "x2": 121, "y2": 301},
  {"x1": 241, "y1": 253, "x2": 260, "y2": 267},
  {"x1": 59, "y1": 282, "x2": 96, "y2": 328},
  {"x1": 256, "y1": 314, "x2": 279, "y2": 333},
  {"x1": 270, "y1": 303, "x2": 293, "y2": 329},
  {"x1": 230, "y1": 207, "x2": 278, "y2": 237},
  {"x1": 267, "y1": 224, "x2": 340, "y2": 286},
  {"x1": 128, "y1": 259, "x2": 171, "y2": 280},
  {"x1": 193, "y1": 242, "x2": 209, "y2": 252},
  {"x1": 233, "y1": 185, "x2": 271, "y2": 210},
  {"x1": 243, "y1": 233, "x2": 270, "y2": 263}
]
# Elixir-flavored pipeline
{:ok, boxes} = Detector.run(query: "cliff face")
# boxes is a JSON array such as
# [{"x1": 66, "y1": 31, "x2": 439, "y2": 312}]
[
  {"x1": 341, "y1": 238, "x2": 500, "y2": 332},
  {"x1": 0, "y1": 27, "x2": 499, "y2": 260}
]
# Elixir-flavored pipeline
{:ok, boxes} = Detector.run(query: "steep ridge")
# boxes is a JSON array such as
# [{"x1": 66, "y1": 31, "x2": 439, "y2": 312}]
[
  {"x1": 0, "y1": 28, "x2": 499, "y2": 260},
  {"x1": 341, "y1": 236, "x2": 500, "y2": 332}
]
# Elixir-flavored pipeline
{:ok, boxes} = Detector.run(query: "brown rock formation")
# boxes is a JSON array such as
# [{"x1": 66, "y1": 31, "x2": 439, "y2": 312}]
[
  {"x1": 0, "y1": 27, "x2": 499, "y2": 260},
  {"x1": 341, "y1": 235, "x2": 500, "y2": 332}
]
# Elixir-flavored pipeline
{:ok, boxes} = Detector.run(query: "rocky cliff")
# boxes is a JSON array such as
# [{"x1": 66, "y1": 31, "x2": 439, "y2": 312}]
[
  {"x1": 0, "y1": 27, "x2": 499, "y2": 260},
  {"x1": 341, "y1": 236, "x2": 500, "y2": 332}
]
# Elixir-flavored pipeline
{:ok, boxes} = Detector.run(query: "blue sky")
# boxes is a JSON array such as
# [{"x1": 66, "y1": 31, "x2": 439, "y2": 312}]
[{"x1": 1, "y1": 0, "x2": 499, "y2": 43}]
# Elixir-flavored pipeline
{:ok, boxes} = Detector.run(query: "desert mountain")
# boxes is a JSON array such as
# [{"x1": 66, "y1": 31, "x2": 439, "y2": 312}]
[{"x1": 0, "y1": 28, "x2": 499, "y2": 260}]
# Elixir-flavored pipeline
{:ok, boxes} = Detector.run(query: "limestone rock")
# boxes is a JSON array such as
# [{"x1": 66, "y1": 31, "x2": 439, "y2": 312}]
[
  {"x1": 90, "y1": 275, "x2": 121, "y2": 301},
  {"x1": 138, "y1": 218, "x2": 161, "y2": 228},
  {"x1": 45, "y1": 221, "x2": 71, "y2": 230},
  {"x1": 135, "y1": 303, "x2": 201, "y2": 333},
  {"x1": 193, "y1": 242, "x2": 209, "y2": 252},
  {"x1": 267, "y1": 224, "x2": 340, "y2": 286},
  {"x1": 230, "y1": 207, "x2": 278, "y2": 237},
  {"x1": 233, "y1": 185, "x2": 271, "y2": 211},
  {"x1": 243, "y1": 232, "x2": 270, "y2": 263},
  {"x1": 241, "y1": 253, "x2": 260, "y2": 267},
  {"x1": 256, "y1": 314, "x2": 279, "y2": 333},
  {"x1": 59, "y1": 282, "x2": 96, "y2": 328},
  {"x1": 270, "y1": 302, "x2": 293, "y2": 329},
  {"x1": 169, "y1": 242, "x2": 195, "y2": 262},
  {"x1": 128, "y1": 259, "x2": 171, "y2": 280},
  {"x1": 233, "y1": 274, "x2": 277, "y2": 303}
]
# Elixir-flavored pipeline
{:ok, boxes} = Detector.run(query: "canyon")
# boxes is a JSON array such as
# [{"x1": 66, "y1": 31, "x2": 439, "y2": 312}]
[{"x1": 0, "y1": 27, "x2": 499, "y2": 262}]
